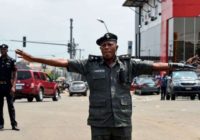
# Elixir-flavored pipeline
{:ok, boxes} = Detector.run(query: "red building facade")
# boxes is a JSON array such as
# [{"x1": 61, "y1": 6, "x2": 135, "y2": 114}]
[
  {"x1": 161, "y1": 0, "x2": 200, "y2": 62},
  {"x1": 123, "y1": 0, "x2": 200, "y2": 62}
]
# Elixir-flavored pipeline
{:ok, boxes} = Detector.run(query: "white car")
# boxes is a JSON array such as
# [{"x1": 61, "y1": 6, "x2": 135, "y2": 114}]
[{"x1": 69, "y1": 81, "x2": 88, "y2": 96}]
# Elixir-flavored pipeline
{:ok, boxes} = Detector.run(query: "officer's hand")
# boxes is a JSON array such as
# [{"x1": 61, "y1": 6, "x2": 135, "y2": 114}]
[
  {"x1": 10, "y1": 87, "x2": 15, "y2": 96},
  {"x1": 15, "y1": 49, "x2": 34, "y2": 62},
  {"x1": 187, "y1": 55, "x2": 200, "y2": 65},
  {"x1": 183, "y1": 64, "x2": 196, "y2": 69}
]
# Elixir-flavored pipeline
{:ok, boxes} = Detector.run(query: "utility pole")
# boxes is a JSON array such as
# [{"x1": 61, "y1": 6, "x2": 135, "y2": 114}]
[
  {"x1": 68, "y1": 18, "x2": 78, "y2": 59},
  {"x1": 72, "y1": 38, "x2": 78, "y2": 59},
  {"x1": 69, "y1": 18, "x2": 73, "y2": 59},
  {"x1": 68, "y1": 18, "x2": 79, "y2": 81},
  {"x1": 10, "y1": 18, "x2": 80, "y2": 59}
]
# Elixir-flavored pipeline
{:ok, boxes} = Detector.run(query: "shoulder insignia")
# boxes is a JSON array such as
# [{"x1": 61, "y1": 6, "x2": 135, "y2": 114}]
[
  {"x1": 11, "y1": 58, "x2": 16, "y2": 62},
  {"x1": 118, "y1": 54, "x2": 131, "y2": 60},
  {"x1": 88, "y1": 55, "x2": 102, "y2": 62},
  {"x1": 7, "y1": 56, "x2": 15, "y2": 61}
]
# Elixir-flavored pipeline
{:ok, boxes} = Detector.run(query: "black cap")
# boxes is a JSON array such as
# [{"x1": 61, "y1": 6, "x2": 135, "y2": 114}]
[
  {"x1": 0, "y1": 44, "x2": 8, "y2": 49},
  {"x1": 96, "y1": 33, "x2": 118, "y2": 46}
]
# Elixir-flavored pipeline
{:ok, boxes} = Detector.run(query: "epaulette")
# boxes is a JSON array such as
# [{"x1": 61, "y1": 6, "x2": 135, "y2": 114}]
[
  {"x1": 10, "y1": 57, "x2": 16, "y2": 62},
  {"x1": 118, "y1": 54, "x2": 131, "y2": 60},
  {"x1": 88, "y1": 55, "x2": 102, "y2": 62},
  {"x1": 7, "y1": 56, "x2": 16, "y2": 62}
]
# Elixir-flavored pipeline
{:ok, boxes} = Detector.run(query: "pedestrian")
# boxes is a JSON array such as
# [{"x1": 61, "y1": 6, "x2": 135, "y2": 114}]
[
  {"x1": 15, "y1": 33, "x2": 191, "y2": 139},
  {"x1": 160, "y1": 72, "x2": 168, "y2": 100},
  {"x1": 0, "y1": 44, "x2": 19, "y2": 131}
]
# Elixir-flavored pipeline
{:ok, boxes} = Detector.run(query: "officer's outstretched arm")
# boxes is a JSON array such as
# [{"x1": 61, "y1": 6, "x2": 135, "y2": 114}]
[
  {"x1": 15, "y1": 49, "x2": 69, "y2": 67},
  {"x1": 152, "y1": 62, "x2": 195, "y2": 71},
  {"x1": 152, "y1": 62, "x2": 169, "y2": 71}
]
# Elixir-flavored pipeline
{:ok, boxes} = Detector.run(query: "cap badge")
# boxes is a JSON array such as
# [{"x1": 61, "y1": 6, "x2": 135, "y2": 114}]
[{"x1": 106, "y1": 34, "x2": 110, "y2": 39}]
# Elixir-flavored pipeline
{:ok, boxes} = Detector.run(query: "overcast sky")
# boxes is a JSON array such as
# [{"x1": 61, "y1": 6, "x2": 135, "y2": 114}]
[{"x1": 0, "y1": 0, "x2": 135, "y2": 60}]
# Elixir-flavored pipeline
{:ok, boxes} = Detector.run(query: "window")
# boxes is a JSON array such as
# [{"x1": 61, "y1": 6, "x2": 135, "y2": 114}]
[
  {"x1": 40, "y1": 73, "x2": 46, "y2": 81},
  {"x1": 168, "y1": 17, "x2": 200, "y2": 62},
  {"x1": 17, "y1": 71, "x2": 31, "y2": 80},
  {"x1": 33, "y1": 72, "x2": 40, "y2": 80}
]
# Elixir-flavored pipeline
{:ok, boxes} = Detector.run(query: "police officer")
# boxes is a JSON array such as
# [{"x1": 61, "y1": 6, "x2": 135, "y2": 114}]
[
  {"x1": 15, "y1": 33, "x2": 192, "y2": 139},
  {"x1": 0, "y1": 44, "x2": 19, "y2": 131},
  {"x1": 160, "y1": 72, "x2": 168, "y2": 100}
]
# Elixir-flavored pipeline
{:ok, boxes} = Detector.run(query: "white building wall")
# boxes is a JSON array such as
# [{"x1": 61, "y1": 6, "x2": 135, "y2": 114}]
[{"x1": 139, "y1": 0, "x2": 162, "y2": 57}]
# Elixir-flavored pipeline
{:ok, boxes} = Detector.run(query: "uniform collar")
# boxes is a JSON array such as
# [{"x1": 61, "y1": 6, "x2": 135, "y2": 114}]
[
  {"x1": 0, "y1": 55, "x2": 10, "y2": 60},
  {"x1": 100, "y1": 56, "x2": 121, "y2": 67}
]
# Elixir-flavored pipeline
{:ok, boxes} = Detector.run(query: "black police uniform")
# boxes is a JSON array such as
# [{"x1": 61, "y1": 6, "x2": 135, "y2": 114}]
[
  {"x1": 160, "y1": 75, "x2": 167, "y2": 100},
  {"x1": 0, "y1": 45, "x2": 18, "y2": 129},
  {"x1": 66, "y1": 32, "x2": 154, "y2": 140}
]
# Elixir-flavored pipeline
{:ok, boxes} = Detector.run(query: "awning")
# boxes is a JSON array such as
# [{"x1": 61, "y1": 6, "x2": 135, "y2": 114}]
[{"x1": 123, "y1": 0, "x2": 148, "y2": 7}]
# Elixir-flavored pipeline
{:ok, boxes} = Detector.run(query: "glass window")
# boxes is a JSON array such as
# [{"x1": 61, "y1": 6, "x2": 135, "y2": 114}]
[
  {"x1": 40, "y1": 73, "x2": 46, "y2": 81},
  {"x1": 168, "y1": 17, "x2": 198, "y2": 62},
  {"x1": 174, "y1": 18, "x2": 184, "y2": 62},
  {"x1": 33, "y1": 72, "x2": 40, "y2": 80},
  {"x1": 195, "y1": 18, "x2": 200, "y2": 56},
  {"x1": 185, "y1": 18, "x2": 195, "y2": 60},
  {"x1": 17, "y1": 71, "x2": 31, "y2": 80}
]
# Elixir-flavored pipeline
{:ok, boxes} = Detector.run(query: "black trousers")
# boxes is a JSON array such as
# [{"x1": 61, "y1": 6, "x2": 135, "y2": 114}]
[
  {"x1": 161, "y1": 86, "x2": 167, "y2": 100},
  {"x1": 0, "y1": 84, "x2": 17, "y2": 127},
  {"x1": 91, "y1": 126, "x2": 132, "y2": 140}
]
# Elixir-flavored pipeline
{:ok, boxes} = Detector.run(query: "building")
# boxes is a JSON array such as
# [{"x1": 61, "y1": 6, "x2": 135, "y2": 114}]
[{"x1": 123, "y1": 0, "x2": 200, "y2": 62}]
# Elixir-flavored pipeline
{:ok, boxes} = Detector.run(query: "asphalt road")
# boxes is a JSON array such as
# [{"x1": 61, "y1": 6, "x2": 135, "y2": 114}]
[{"x1": 0, "y1": 91, "x2": 200, "y2": 140}]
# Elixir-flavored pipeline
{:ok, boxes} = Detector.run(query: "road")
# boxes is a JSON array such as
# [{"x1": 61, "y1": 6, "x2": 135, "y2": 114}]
[{"x1": 0, "y1": 91, "x2": 200, "y2": 140}]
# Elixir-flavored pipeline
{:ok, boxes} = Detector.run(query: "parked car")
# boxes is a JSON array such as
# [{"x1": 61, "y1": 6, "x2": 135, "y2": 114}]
[
  {"x1": 15, "y1": 69, "x2": 60, "y2": 102},
  {"x1": 132, "y1": 75, "x2": 160, "y2": 95},
  {"x1": 68, "y1": 81, "x2": 88, "y2": 96},
  {"x1": 166, "y1": 70, "x2": 200, "y2": 100}
]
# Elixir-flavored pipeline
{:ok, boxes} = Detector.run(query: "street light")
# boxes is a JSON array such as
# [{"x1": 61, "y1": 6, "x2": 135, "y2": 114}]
[
  {"x1": 97, "y1": 18, "x2": 109, "y2": 33},
  {"x1": 51, "y1": 55, "x2": 57, "y2": 80}
]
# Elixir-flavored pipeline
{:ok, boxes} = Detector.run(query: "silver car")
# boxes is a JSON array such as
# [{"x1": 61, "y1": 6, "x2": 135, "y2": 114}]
[
  {"x1": 166, "y1": 70, "x2": 200, "y2": 100},
  {"x1": 69, "y1": 81, "x2": 88, "y2": 96}
]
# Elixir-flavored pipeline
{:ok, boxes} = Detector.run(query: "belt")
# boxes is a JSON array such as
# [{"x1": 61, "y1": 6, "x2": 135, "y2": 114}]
[{"x1": 0, "y1": 81, "x2": 7, "y2": 84}]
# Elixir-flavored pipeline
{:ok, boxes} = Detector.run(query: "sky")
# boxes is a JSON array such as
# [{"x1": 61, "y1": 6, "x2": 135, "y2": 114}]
[{"x1": 0, "y1": 0, "x2": 135, "y2": 60}]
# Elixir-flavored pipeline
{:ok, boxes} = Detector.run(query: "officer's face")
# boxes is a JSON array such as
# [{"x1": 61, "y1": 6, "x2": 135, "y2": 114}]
[
  {"x1": 0, "y1": 48, "x2": 8, "y2": 56},
  {"x1": 100, "y1": 41, "x2": 118, "y2": 60}
]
